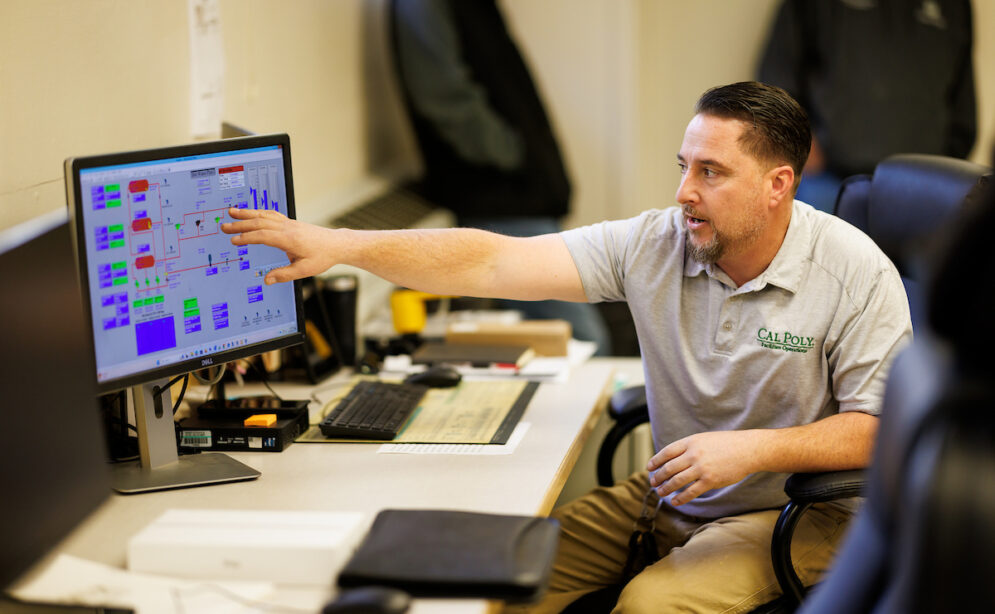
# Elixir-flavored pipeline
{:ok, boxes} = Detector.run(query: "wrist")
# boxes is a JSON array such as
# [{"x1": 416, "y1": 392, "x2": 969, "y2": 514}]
[{"x1": 744, "y1": 428, "x2": 777, "y2": 474}]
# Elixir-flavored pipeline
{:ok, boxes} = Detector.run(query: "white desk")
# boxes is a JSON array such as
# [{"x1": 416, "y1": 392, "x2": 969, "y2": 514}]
[{"x1": 18, "y1": 358, "x2": 641, "y2": 614}]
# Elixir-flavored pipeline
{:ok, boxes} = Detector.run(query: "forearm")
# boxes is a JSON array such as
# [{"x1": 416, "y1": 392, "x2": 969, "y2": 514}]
[
  {"x1": 338, "y1": 227, "x2": 506, "y2": 297},
  {"x1": 334, "y1": 226, "x2": 587, "y2": 302},
  {"x1": 223, "y1": 208, "x2": 588, "y2": 301},
  {"x1": 747, "y1": 411, "x2": 878, "y2": 474}
]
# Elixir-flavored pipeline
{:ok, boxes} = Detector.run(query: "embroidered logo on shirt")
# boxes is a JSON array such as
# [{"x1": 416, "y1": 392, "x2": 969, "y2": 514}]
[{"x1": 757, "y1": 327, "x2": 815, "y2": 354}]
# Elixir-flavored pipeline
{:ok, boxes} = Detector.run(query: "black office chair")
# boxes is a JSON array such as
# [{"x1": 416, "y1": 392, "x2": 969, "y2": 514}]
[
  {"x1": 799, "y1": 162, "x2": 995, "y2": 613},
  {"x1": 575, "y1": 154, "x2": 991, "y2": 613}
]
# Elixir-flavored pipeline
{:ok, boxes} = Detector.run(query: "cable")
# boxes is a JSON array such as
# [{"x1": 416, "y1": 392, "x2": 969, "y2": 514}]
[
  {"x1": 192, "y1": 363, "x2": 227, "y2": 386},
  {"x1": 310, "y1": 380, "x2": 351, "y2": 406},
  {"x1": 171, "y1": 374, "x2": 189, "y2": 415},
  {"x1": 245, "y1": 358, "x2": 284, "y2": 402}
]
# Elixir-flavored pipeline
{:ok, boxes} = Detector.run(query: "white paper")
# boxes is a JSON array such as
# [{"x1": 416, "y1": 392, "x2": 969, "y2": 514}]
[
  {"x1": 378, "y1": 421, "x2": 530, "y2": 455},
  {"x1": 11, "y1": 554, "x2": 273, "y2": 614}
]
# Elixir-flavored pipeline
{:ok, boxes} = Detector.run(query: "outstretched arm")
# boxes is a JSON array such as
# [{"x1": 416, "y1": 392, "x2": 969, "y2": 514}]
[{"x1": 221, "y1": 207, "x2": 588, "y2": 302}]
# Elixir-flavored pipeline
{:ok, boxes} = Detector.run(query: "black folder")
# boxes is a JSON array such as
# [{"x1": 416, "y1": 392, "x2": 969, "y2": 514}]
[{"x1": 337, "y1": 509, "x2": 560, "y2": 602}]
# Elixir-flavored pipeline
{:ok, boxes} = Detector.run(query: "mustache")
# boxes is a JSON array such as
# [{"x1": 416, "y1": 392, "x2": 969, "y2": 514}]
[{"x1": 683, "y1": 205, "x2": 707, "y2": 220}]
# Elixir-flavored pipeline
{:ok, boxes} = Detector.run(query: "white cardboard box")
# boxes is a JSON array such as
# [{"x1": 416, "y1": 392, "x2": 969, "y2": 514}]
[{"x1": 127, "y1": 509, "x2": 367, "y2": 585}]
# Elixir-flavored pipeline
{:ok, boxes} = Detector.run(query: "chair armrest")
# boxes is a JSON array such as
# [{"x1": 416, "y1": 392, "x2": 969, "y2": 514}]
[
  {"x1": 597, "y1": 386, "x2": 650, "y2": 487},
  {"x1": 772, "y1": 469, "x2": 868, "y2": 606},
  {"x1": 784, "y1": 469, "x2": 866, "y2": 503},
  {"x1": 609, "y1": 385, "x2": 647, "y2": 421}
]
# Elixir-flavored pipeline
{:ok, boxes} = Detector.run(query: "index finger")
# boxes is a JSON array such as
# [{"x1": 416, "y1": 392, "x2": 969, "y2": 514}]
[
  {"x1": 221, "y1": 207, "x2": 278, "y2": 235},
  {"x1": 647, "y1": 438, "x2": 687, "y2": 472}
]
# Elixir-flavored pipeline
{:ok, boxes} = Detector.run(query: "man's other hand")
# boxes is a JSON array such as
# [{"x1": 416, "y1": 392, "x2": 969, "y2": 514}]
[{"x1": 646, "y1": 430, "x2": 761, "y2": 506}]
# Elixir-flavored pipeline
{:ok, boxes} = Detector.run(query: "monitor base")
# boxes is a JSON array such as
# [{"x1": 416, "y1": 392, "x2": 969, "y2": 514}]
[{"x1": 110, "y1": 452, "x2": 259, "y2": 494}]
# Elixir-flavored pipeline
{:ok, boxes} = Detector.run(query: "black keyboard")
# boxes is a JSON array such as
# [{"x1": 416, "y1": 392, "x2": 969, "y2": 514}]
[{"x1": 319, "y1": 380, "x2": 429, "y2": 440}]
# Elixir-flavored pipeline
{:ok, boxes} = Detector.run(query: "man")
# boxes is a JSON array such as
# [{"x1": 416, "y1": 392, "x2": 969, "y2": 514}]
[
  {"x1": 758, "y1": 0, "x2": 976, "y2": 212},
  {"x1": 222, "y1": 82, "x2": 912, "y2": 611}
]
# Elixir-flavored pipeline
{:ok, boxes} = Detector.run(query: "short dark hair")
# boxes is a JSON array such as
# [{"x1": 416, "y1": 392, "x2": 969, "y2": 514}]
[{"x1": 695, "y1": 81, "x2": 811, "y2": 188}]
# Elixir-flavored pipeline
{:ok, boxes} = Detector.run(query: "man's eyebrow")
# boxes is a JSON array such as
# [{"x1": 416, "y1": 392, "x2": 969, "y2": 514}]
[
  {"x1": 676, "y1": 153, "x2": 733, "y2": 172},
  {"x1": 700, "y1": 158, "x2": 733, "y2": 171}
]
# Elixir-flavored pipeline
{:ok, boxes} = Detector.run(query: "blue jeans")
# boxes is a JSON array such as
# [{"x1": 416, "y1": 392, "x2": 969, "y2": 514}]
[{"x1": 459, "y1": 216, "x2": 612, "y2": 356}]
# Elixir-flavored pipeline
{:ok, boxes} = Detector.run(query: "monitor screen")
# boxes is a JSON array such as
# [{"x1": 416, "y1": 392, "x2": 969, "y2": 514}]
[
  {"x1": 65, "y1": 134, "x2": 305, "y2": 393},
  {"x1": 0, "y1": 211, "x2": 110, "y2": 590}
]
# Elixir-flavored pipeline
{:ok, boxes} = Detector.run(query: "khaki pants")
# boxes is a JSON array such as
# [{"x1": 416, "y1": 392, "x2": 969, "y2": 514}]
[{"x1": 506, "y1": 471, "x2": 854, "y2": 614}]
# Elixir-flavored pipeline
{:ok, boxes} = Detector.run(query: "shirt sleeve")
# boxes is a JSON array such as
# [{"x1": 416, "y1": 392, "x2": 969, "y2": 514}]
[
  {"x1": 561, "y1": 212, "x2": 664, "y2": 303},
  {"x1": 392, "y1": 0, "x2": 524, "y2": 170},
  {"x1": 829, "y1": 265, "x2": 914, "y2": 416}
]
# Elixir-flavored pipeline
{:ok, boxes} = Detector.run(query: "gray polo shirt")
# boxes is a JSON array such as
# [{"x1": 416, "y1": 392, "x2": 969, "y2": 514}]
[{"x1": 562, "y1": 201, "x2": 912, "y2": 518}]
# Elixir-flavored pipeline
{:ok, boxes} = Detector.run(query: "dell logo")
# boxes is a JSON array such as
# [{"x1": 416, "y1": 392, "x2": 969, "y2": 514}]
[{"x1": 201, "y1": 357, "x2": 214, "y2": 366}]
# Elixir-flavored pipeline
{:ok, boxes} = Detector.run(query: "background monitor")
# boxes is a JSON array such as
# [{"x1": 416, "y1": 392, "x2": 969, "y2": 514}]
[
  {"x1": 221, "y1": 121, "x2": 256, "y2": 139},
  {"x1": 0, "y1": 211, "x2": 111, "y2": 592},
  {"x1": 64, "y1": 133, "x2": 306, "y2": 493}
]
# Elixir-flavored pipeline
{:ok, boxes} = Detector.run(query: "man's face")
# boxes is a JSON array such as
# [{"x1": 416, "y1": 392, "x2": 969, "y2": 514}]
[{"x1": 676, "y1": 113, "x2": 772, "y2": 265}]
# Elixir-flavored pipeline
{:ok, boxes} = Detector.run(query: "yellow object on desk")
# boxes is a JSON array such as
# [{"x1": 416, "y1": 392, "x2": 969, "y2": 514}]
[
  {"x1": 244, "y1": 414, "x2": 277, "y2": 427},
  {"x1": 390, "y1": 289, "x2": 457, "y2": 334}
]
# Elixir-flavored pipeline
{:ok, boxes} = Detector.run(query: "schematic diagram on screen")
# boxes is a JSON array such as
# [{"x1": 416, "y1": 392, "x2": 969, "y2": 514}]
[{"x1": 81, "y1": 148, "x2": 298, "y2": 378}]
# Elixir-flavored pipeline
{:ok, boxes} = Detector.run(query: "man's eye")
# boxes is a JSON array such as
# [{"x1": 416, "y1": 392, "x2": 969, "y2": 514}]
[
  {"x1": 678, "y1": 163, "x2": 688, "y2": 174},
  {"x1": 703, "y1": 168, "x2": 717, "y2": 178}
]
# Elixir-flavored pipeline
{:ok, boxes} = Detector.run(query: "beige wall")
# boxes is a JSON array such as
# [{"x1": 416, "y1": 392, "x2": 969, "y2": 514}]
[
  {"x1": 0, "y1": 0, "x2": 415, "y2": 232},
  {"x1": 1, "y1": 1, "x2": 190, "y2": 232},
  {"x1": 1, "y1": 0, "x2": 993, "y2": 235},
  {"x1": 972, "y1": 1, "x2": 995, "y2": 164}
]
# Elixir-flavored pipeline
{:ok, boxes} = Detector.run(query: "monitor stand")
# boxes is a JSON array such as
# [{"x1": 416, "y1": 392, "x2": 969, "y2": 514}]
[{"x1": 109, "y1": 379, "x2": 260, "y2": 494}]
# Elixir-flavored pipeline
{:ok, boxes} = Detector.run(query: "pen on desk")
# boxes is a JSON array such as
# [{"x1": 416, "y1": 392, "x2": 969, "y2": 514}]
[{"x1": 486, "y1": 362, "x2": 522, "y2": 376}]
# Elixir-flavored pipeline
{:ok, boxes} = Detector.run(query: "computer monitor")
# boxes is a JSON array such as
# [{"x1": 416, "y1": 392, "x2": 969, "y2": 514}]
[
  {"x1": 64, "y1": 133, "x2": 306, "y2": 493},
  {"x1": 0, "y1": 211, "x2": 111, "y2": 593}
]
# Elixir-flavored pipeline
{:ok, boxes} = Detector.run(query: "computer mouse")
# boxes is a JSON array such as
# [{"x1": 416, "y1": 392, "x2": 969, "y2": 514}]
[
  {"x1": 404, "y1": 365, "x2": 462, "y2": 388},
  {"x1": 322, "y1": 586, "x2": 412, "y2": 614}
]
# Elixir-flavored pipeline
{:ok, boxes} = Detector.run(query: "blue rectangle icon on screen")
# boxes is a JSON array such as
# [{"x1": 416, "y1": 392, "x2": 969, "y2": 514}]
[{"x1": 135, "y1": 316, "x2": 177, "y2": 356}]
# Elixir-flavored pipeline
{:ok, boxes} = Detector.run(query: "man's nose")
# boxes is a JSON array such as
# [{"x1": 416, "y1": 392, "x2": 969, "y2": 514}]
[{"x1": 676, "y1": 173, "x2": 698, "y2": 205}]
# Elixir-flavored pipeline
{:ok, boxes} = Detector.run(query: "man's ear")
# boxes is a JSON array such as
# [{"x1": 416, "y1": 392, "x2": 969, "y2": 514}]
[{"x1": 768, "y1": 164, "x2": 796, "y2": 208}]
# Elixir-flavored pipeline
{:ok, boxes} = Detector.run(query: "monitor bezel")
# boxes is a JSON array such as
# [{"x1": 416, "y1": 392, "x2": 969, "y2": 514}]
[{"x1": 65, "y1": 133, "x2": 307, "y2": 394}]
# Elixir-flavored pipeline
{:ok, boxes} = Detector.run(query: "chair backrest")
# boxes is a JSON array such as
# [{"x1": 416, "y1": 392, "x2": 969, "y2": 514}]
[
  {"x1": 801, "y1": 165, "x2": 995, "y2": 614},
  {"x1": 834, "y1": 154, "x2": 989, "y2": 274},
  {"x1": 833, "y1": 154, "x2": 990, "y2": 326}
]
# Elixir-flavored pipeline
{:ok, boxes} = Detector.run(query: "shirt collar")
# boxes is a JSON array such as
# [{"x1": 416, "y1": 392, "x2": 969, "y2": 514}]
[
  {"x1": 682, "y1": 200, "x2": 810, "y2": 293},
  {"x1": 758, "y1": 200, "x2": 810, "y2": 293}
]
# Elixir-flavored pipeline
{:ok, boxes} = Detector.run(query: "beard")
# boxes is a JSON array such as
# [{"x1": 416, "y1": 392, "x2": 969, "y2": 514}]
[
  {"x1": 683, "y1": 204, "x2": 767, "y2": 265},
  {"x1": 685, "y1": 230, "x2": 724, "y2": 264}
]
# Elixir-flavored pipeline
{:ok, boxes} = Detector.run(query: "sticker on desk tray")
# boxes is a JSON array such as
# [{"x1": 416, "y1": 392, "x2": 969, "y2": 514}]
[{"x1": 180, "y1": 430, "x2": 212, "y2": 448}]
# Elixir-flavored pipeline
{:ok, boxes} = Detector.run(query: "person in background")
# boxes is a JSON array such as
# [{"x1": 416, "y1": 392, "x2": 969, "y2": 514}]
[
  {"x1": 389, "y1": 0, "x2": 611, "y2": 354},
  {"x1": 222, "y1": 81, "x2": 913, "y2": 611},
  {"x1": 759, "y1": 0, "x2": 976, "y2": 212}
]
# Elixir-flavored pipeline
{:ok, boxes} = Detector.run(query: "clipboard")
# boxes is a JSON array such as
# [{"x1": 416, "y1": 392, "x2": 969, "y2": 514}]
[
  {"x1": 298, "y1": 378, "x2": 538, "y2": 444},
  {"x1": 338, "y1": 508, "x2": 559, "y2": 602}
]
